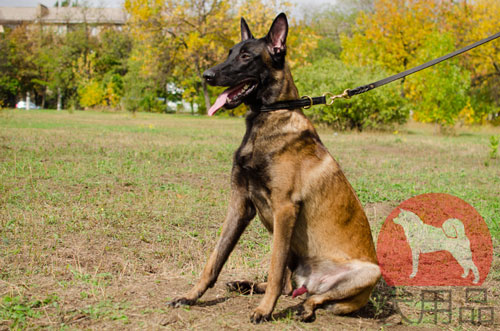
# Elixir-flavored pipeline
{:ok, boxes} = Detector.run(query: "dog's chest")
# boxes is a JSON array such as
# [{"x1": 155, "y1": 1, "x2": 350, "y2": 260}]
[
  {"x1": 234, "y1": 129, "x2": 271, "y2": 175},
  {"x1": 235, "y1": 139, "x2": 275, "y2": 231}
]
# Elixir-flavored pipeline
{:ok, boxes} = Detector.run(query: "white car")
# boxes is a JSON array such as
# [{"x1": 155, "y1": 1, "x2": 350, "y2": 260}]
[{"x1": 16, "y1": 101, "x2": 40, "y2": 109}]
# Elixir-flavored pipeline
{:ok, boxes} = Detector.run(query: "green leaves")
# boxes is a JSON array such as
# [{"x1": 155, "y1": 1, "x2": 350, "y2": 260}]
[
  {"x1": 410, "y1": 32, "x2": 471, "y2": 127},
  {"x1": 340, "y1": 0, "x2": 500, "y2": 127},
  {"x1": 294, "y1": 58, "x2": 408, "y2": 131}
]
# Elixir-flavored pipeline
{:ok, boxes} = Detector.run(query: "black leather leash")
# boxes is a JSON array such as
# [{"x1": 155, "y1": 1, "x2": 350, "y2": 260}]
[{"x1": 260, "y1": 31, "x2": 500, "y2": 112}]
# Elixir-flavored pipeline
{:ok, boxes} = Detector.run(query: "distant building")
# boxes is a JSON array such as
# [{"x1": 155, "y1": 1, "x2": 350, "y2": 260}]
[{"x1": 0, "y1": 4, "x2": 126, "y2": 35}]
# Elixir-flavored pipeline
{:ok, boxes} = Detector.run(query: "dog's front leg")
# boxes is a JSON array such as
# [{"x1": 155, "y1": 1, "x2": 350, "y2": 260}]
[
  {"x1": 250, "y1": 202, "x2": 297, "y2": 323},
  {"x1": 168, "y1": 187, "x2": 255, "y2": 307}
]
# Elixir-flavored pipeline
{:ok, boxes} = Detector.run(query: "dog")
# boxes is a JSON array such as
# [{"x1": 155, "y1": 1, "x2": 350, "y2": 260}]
[
  {"x1": 393, "y1": 209, "x2": 479, "y2": 283},
  {"x1": 167, "y1": 13, "x2": 380, "y2": 323}
]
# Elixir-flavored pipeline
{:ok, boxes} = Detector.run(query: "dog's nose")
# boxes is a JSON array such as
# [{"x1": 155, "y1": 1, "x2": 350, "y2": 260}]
[{"x1": 203, "y1": 69, "x2": 216, "y2": 82}]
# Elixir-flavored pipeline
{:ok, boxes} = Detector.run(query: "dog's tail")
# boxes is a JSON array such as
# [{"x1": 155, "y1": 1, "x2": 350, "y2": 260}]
[{"x1": 442, "y1": 218, "x2": 466, "y2": 239}]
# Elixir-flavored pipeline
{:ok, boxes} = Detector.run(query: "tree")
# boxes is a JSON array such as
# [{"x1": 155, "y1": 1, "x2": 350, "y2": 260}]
[
  {"x1": 0, "y1": 32, "x2": 19, "y2": 107},
  {"x1": 448, "y1": 0, "x2": 500, "y2": 122},
  {"x1": 124, "y1": 0, "x2": 317, "y2": 114},
  {"x1": 7, "y1": 26, "x2": 38, "y2": 104},
  {"x1": 340, "y1": 0, "x2": 500, "y2": 126},
  {"x1": 123, "y1": 0, "x2": 182, "y2": 111},
  {"x1": 303, "y1": 0, "x2": 373, "y2": 61},
  {"x1": 75, "y1": 28, "x2": 132, "y2": 109},
  {"x1": 341, "y1": 0, "x2": 446, "y2": 77},
  {"x1": 409, "y1": 32, "x2": 470, "y2": 128}
]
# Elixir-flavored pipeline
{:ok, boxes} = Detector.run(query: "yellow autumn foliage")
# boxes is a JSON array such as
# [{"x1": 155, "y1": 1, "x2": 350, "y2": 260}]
[
  {"x1": 125, "y1": 0, "x2": 318, "y2": 113},
  {"x1": 341, "y1": 0, "x2": 500, "y2": 125},
  {"x1": 78, "y1": 79, "x2": 106, "y2": 108}
]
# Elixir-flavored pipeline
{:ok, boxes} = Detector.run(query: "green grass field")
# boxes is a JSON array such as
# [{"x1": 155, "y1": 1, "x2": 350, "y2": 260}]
[{"x1": 1, "y1": 109, "x2": 499, "y2": 329}]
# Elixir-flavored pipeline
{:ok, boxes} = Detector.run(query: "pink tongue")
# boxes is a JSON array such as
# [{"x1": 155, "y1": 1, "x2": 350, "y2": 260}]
[{"x1": 208, "y1": 90, "x2": 229, "y2": 116}]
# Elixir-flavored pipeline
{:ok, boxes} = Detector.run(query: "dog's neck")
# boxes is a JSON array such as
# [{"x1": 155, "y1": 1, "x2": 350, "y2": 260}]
[{"x1": 249, "y1": 63, "x2": 299, "y2": 112}]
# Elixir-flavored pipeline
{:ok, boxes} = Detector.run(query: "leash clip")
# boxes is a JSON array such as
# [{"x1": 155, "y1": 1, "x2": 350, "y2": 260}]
[{"x1": 323, "y1": 89, "x2": 351, "y2": 106}]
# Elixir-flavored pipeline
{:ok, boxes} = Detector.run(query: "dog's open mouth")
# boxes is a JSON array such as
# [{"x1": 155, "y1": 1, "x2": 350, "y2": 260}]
[{"x1": 208, "y1": 80, "x2": 257, "y2": 116}]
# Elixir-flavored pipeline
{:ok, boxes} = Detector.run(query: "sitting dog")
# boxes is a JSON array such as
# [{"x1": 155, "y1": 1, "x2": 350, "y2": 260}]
[
  {"x1": 168, "y1": 13, "x2": 380, "y2": 323},
  {"x1": 393, "y1": 208, "x2": 479, "y2": 283}
]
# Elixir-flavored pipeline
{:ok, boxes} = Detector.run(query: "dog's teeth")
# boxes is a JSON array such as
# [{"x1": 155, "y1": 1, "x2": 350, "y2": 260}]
[{"x1": 244, "y1": 84, "x2": 249, "y2": 89}]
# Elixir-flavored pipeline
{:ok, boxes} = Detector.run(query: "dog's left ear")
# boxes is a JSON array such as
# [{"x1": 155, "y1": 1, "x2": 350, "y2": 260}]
[
  {"x1": 241, "y1": 17, "x2": 254, "y2": 41},
  {"x1": 266, "y1": 13, "x2": 288, "y2": 58}
]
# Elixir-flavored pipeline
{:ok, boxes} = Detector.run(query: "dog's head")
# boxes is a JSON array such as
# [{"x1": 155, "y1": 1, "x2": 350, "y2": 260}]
[{"x1": 203, "y1": 13, "x2": 290, "y2": 115}]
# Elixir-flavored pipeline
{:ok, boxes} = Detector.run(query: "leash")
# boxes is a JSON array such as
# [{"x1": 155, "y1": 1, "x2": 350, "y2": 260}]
[{"x1": 259, "y1": 31, "x2": 500, "y2": 112}]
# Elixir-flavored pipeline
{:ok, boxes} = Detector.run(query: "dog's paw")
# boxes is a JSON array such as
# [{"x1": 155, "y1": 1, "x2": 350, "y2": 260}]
[
  {"x1": 297, "y1": 309, "x2": 316, "y2": 322},
  {"x1": 250, "y1": 307, "x2": 271, "y2": 324},
  {"x1": 166, "y1": 297, "x2": 196, "y2": 308},
  {"x1": 295, "y1": 304, "x2": 316, "y2": 322}
]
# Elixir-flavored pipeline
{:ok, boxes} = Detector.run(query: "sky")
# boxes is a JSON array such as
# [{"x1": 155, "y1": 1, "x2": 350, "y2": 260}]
[
  {"x1": 0, "y1": 0, "x2": 332, "y2": 21},
  {"x1": 0, "y1": 0, "x2": 332, "y2": 9},
  {"x1": 0, "y1": 0, "x2": 123, "y2": 7}
]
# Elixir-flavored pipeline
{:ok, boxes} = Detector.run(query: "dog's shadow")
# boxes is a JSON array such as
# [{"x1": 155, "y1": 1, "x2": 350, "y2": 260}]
[
  {"x1": 197, "y1": 297, "x2": 231, "y2": 307},
  {"x1": 272, "y1": 280, "x2": 397, "y2": 323},
  {"x1": 348, "y1": 280, "x2": 397, "y2": 320},
  {"x1": 194, "y1": 280, "x2": 398, "y2": 322},
  {"x1": 272, "y1": 302, "x2": 305, "y2": 320}
]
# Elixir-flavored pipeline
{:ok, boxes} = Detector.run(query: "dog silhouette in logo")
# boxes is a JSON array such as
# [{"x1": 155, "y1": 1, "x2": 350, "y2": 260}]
[{"x1": 392, "y1": 209, "x2": 479, "y2": 284}]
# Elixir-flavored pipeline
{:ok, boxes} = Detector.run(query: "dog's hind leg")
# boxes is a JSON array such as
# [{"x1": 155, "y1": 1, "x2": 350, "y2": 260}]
[
  {"x1": 226, "y1": 280, "x2": 267, "y2": 295},
  {"x1": 296, "y1": 260, "x2": 380, "y2": 322},
  {"x1": 167, "y1": 177, "x2": 256, "y2": 307},
  {"x1": 300, "y1": 287, "x2": 374, "y2": 322}
]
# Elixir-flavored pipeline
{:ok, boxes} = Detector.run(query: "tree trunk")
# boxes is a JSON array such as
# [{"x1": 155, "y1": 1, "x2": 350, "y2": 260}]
[
  {"x1": 57, "y1": 87, "x2": 62, "y2": 111},
  {"x1": 194, "y1": 57, "x2": 211, "y2": 114},
  {"x1": 41, "y1": 87, "x2": 46, "y2": 109},
  {"x1": 201, "y1": 78, "x2": 211, "y2": 114}
]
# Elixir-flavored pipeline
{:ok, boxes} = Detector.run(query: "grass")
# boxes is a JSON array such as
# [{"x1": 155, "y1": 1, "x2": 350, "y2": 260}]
[{"x1": 0, "y1": 108, "x2": 499, "y2": 329}]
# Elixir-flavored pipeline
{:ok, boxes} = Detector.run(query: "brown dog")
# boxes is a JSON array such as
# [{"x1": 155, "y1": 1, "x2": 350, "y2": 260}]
[{"x1": 167, "y1": 13, "x2": 380, "y2": 323}]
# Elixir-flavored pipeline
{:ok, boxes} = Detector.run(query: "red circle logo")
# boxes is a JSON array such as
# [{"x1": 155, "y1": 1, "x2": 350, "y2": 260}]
[{"x1": 377, "y1": 193, "x2": 492, "y2": 286}]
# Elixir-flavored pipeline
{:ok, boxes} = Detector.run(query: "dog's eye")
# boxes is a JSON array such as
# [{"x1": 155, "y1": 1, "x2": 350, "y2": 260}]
[{"x1": 240, "y1": 53, "x2": 250, "y2": 60}]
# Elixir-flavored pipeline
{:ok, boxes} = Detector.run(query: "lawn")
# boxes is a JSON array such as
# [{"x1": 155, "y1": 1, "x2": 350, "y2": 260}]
[{"x1": 0, "y1": 109, "x2": 499, "y2": 329}]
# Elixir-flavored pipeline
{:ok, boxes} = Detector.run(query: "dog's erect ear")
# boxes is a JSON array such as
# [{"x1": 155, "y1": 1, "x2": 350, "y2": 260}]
[
  {"x1": 266, "y1": 13, "x2": 288, "y2": 56},
  {"x1": 240, "y1": 17, "x2": 254, "y2": 41}
]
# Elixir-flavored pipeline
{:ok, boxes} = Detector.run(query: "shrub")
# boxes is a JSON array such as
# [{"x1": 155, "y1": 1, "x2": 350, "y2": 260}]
[
  {"x1": 78, "y1": 79, "x2": 106, "y2": 108},
  {"x1": 294, "y1": 58, "x2": 408, "y2": 131}
]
